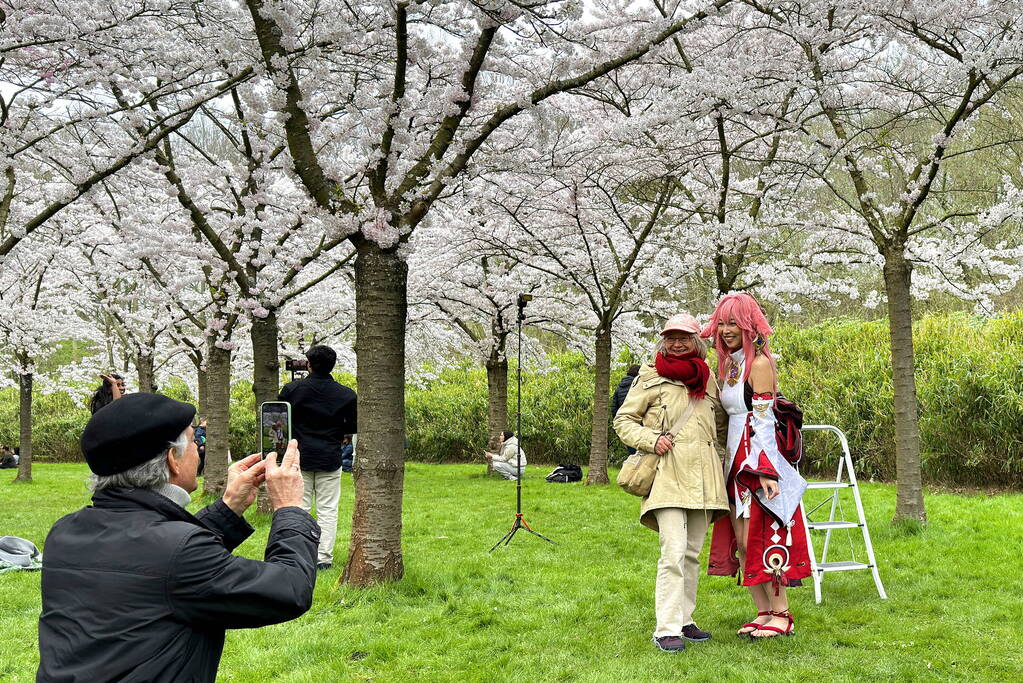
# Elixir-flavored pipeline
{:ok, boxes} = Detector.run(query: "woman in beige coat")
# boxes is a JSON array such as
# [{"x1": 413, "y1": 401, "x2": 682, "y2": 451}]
[{"x1": 613, "y1": 313, "x2": 729, "y2": 653}]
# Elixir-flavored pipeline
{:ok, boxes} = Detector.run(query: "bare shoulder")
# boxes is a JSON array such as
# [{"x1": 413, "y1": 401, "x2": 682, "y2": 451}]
[{"x1": 748, "y1": 355, "x2": 776, "y2": 392}]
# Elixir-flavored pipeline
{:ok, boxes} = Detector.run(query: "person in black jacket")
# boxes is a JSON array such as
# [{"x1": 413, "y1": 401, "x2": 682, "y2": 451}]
[
  {"x1": 278, "y1": 345, "x2": 357, "y2": 570},
  {"x1": 37, "y1": 393, "x2": 318, "y2": 683},
  {"x1": 611, "y1": 365, "x2": 641, "y2": 455}
]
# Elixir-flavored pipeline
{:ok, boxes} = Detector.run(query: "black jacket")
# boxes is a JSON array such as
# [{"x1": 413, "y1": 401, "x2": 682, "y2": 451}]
[
  {"x1": 611, "y1": 374, "x2": 637, "y2": 418},
  {"x1": 279, "y1": 372, "x2": 357, "y2": 471},
  {"x1": 37, "y1": 488, "x2": 319, "y2": 683}
]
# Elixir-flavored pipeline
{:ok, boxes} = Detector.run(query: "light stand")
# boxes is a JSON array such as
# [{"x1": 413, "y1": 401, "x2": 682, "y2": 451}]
[{"x1": 489, "y1": 293, "x2": 557, "y2": 552}]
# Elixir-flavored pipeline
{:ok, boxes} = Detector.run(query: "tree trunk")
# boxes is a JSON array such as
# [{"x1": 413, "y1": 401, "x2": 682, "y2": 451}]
[
  {"x1": 342, "y1": 242, "x2": 407, "y2": 586},
  {"x1": 136, "y1": 352, "x2": 155, "y2": 393},
  {"x1": 883, "y1": 248, "x2": 926, "y2": 522},
  {"x1": 250, "y1": 311, "x2": 280, "y2": 515},
  {"x1": 15, "y1": 371, "x2": 32, "y2": 483},
  {"x1": 485, "y1": 354, "x2": 508, "y2": 447},
  {"x1": 586, "y1": 323, "x2": 612, "y2": 485},
  {"x1": 197, "y1": 365, "x2": 208, "y2": 418},
  {"x1": 250, "y1": 309, "x2": 281, "y2": 407},
  {"x1": 203, "y1": 342, "x2": 232, "y2": 497}
]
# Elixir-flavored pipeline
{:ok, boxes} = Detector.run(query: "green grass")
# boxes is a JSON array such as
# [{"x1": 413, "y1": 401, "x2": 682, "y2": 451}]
[{"x1": 3, "y1": 464, "x2": 1022, "y2": 682}]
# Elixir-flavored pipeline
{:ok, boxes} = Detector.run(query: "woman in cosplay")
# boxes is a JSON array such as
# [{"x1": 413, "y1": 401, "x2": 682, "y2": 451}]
[
  {"x1": 613, "y1": 314, "x2": 729, "y2": 652},
  {"x1": 702, "y1": 293, "x2": 810, "y2": 639}
]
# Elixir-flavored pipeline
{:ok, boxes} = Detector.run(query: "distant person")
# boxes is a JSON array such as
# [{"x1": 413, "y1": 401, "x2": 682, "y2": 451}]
[
  {"x1": 89, "y1": 373, "x2": 126, "y2": 414},
  {"x1": 340, "y1": 435, "x2": 354, "y2": 473},
  {"x1": 484, "y1": 431, "x2": 527, "y2": 481},
  {"x1": 0, "y1": 445, "x2": 16, "y2": 469},
  {"x1": 279, "y1": 345, "x2": 357, "y2": 571},
  {"x1": 37, "y1": 393, "x2": 318, "y2": 683},
  {"x1": 611, "y1": 364, "x2": 642, "y2": 455},
  {"x1": 194, "y1": 418, "x2": 207, "y2": 476}
]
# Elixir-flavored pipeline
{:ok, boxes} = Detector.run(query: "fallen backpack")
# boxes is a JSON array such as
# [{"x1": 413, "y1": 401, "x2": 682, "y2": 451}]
[{"x1": 545, "y1": 464, "x2": 582, "y2": 483}]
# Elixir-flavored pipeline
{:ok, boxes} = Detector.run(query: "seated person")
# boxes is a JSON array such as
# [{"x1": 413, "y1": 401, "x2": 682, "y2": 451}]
[
  {"x1": 340, "y1": 435, "x2": 354, "y2": 473},
  {"x1": 484, "y1": 431, "x2": 527, "y2": 481},
  {"x1": 0, "y1": 445, "x2": 16, "y2": 469}
]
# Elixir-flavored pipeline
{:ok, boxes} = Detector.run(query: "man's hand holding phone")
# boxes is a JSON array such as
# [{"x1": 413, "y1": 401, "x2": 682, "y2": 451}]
[
  {"x1": 222, "y1": 454, "x2": 267, "y2": 516},
  {"x1": 265, "y1": 439, "x2": 305, "y2": 511}
]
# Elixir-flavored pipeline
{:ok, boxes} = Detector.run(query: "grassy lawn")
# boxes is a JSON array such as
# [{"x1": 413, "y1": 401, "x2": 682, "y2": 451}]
[{"x1": 3, "y1": 463, "x2": 1022, "y2": 682}]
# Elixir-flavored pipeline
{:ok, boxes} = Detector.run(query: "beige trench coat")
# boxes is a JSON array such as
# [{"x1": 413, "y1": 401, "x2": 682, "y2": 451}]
[{"x1": 613, "y1": 363, "x2": 730, "y2": 531}]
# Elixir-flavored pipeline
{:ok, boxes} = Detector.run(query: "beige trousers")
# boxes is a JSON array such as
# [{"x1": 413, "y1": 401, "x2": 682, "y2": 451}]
[
  {"x1": 300, "y1": 469, "x2": 341, "y2": 564},
  {"x1": 653, "y1": 507, "x2": 711, "y2": 637}
]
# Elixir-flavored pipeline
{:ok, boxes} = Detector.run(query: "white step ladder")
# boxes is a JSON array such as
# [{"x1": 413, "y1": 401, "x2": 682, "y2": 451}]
[{"x1": 799, "y1": 424, "x2": 887, "y2": 604}]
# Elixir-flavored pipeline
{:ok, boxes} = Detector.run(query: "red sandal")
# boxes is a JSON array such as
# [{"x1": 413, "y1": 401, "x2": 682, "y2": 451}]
[
  {"x1": 749, "y1": 610, "x2": 795, "y2": 639},
  {"x1": 737, "y1": 610, "x2": 771, "y2": 638}
]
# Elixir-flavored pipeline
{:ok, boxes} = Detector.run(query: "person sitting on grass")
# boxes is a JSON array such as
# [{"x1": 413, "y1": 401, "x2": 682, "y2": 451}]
[
  {"x1": 37, "y1": 393, "x2": 319, "y2": 683},
  {"x1": 484, "y1": 430, "x2": 527, "y2": 481},
  {"x1": 0, "y1": 445, "x2": 16, "y2": 469}
]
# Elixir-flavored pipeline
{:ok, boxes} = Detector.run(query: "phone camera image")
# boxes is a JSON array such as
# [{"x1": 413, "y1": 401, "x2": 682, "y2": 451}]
[{"x1": 260, "y1": 403, "x2": 291, "y2": 458}]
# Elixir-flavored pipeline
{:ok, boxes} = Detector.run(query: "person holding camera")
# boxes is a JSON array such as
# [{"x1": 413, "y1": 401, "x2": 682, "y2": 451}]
[
  {"x1": 613, "y1": 314, "x2": 730, "y2": 652},
  {"x1": 484, "y1": 430, "x2": 527, "y2": 481},
  {"x1": 37, "y1": 393, "x2": 318, "y2": 683},
  {"x1": 279, "y1": 345, "x2": 357, "y2": 571}
]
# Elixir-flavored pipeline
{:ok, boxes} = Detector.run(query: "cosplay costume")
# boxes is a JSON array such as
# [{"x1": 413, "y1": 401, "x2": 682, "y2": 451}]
[{"x1": 708, "y1": 349, "x2": 811, "y2": 591}]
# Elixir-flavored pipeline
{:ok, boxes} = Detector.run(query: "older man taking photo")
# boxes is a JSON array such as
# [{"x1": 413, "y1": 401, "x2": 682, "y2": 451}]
[{"x1": 37, "y1": 393, "x2": 319, "y2": 683}]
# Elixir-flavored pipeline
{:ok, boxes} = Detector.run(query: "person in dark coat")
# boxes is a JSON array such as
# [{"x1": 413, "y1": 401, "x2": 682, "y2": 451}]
[
  {"x1": 340, "y1": 434, "x2": 354, "y2": 473},
  {"x1": 37, "y1": 393, "x2": 318, "y2": 683},
  {"x1": 278, "y1": 345, "x2": 357, "y2": 570},
  {"x1": 611, "y1": 365, "x2": 642, "y2": 455}
]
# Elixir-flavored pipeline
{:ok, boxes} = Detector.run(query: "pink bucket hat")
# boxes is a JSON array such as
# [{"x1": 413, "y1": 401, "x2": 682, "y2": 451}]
[{"x1": 661, "y1": 313, "x2": 701, "y2": 336}]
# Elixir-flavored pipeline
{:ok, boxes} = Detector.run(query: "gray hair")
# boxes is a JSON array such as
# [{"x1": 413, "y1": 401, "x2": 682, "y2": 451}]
[
  {"x1": 89, "y1": 429, "x2": 190, "y2": 492},
  {"x1": 652, "y1": 334, "x2": 708, "y2": 361}
]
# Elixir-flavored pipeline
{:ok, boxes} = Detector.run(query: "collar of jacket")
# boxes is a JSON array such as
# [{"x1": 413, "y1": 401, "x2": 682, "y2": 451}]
[
  {"x1": 91, "y1": 487, "x2": 209, "y2": 530},
  {"x1": 308, "y1": 371, "x2": 335, "y2": 380},
  {"x1": 642, "y1": 374, "x2": 686, "y2": 390}
]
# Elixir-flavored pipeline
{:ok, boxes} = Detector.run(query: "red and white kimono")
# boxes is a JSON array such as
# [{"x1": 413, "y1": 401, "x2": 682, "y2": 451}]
[{"x1": 708, "y1": 350, "x2": 811, "y2": 591}]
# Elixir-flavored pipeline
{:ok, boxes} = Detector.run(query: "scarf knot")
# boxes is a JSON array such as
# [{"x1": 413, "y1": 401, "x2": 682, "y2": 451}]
[{"x1": 654, "y1": 352, "x2": 710, "y2": 399}]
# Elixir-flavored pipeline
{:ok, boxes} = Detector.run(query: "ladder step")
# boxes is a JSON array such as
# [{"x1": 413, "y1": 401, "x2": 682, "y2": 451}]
[
  {"x1": 806, "y1": 521, "x2": 861, "y2": 530},
  {"x1": 806, "y1": 481, "x2": 853, "y2": 490},
  {"x1": 817, "y1": 561, "x2": 870, "y2": 572}
]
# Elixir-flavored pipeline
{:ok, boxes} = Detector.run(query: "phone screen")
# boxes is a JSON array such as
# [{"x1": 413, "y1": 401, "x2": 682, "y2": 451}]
[{"x1": 260, "y1": 401, "x2": 292, "y2": 459}]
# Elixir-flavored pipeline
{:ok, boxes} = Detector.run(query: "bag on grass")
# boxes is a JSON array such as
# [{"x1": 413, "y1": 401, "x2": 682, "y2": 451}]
[{"x1": 545, "y1": 464, "x2": 582, "y2": 483}]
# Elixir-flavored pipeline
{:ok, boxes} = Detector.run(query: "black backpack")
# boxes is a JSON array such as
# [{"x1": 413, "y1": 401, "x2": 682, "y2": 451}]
[{"x1": 545, "y1": 464, "x2": 582, "y2": 483}]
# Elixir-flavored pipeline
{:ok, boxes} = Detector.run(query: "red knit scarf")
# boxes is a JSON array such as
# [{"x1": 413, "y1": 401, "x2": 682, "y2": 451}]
[{"x1": 655, "y1": 351, "x2": 710, "y2": 399}]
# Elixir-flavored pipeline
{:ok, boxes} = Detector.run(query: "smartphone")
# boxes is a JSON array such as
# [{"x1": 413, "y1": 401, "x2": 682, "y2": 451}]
[{"x1": 259, "y1": 401, "x2": 292, "y2": 459}]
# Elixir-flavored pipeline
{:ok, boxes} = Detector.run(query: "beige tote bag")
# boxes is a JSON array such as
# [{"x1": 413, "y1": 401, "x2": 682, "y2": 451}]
[{"x1": 616, "y1": 398, "x2": 699, "y2": 497}]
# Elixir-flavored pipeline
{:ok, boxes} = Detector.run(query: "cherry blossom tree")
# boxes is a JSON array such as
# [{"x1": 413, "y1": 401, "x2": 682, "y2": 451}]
[
  {"x1": 232, "y1": 0, "x2": 738, "y2": 583},
  {"x1": 752, "y1": 0, "x2": 1023, "y2": 521},
  {"x1": 0, "y1": 236, "x2": 97, "y2": 482}
]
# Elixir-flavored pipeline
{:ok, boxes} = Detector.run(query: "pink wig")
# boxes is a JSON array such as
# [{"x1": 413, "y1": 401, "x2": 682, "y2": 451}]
[{"x1": 700, "y1": 293, "x2": 774, "y2": 381}]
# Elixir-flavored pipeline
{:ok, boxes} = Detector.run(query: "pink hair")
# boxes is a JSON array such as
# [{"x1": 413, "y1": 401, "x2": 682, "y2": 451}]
[{"x1": 700, "y1": 293, "x2": 774, "y2": 382}]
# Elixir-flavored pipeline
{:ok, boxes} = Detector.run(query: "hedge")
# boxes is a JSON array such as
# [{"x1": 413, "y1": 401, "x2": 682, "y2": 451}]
[{"x1": 2, "y1": 313, "x2": 1021, "y2": 486}]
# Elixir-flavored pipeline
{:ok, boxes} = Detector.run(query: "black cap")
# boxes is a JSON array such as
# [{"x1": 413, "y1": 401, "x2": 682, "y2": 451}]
[{"x1": 81, "y1": 393, "x2": 196, "y2": 476}]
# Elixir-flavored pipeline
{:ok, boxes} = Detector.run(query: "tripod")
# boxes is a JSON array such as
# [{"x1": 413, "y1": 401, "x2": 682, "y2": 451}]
[{"x1": 489, "y1": 294, "x2": 557, "y2": 552}]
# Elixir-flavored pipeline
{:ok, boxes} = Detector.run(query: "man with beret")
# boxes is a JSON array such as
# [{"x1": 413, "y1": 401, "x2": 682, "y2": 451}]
[{"x1": 37, "y1": 393, "x2": 319, "y2": 683}]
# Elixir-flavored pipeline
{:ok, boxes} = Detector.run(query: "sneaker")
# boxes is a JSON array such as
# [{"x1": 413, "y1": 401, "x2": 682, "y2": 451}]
[
  {"x1": 681, "y1": 623, "x2": 712, "y2": 642},
  {"x1": 652, "y1": 635, "x2": 686, "y2": 652},
  {"x1": 316, "y1": 562, "x2": 333, "y2": 571}
]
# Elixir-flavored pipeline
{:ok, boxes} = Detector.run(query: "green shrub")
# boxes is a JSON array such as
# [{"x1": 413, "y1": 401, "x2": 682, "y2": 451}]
[
  {"x1": 777, "y1": 312, "x2": 1023, "y2": 485},
  {"x1": 2, "y1": 313, "x2": 1020, "y2": 485},
  {"x1": 406, "y1": 353, "x2": 627, "y2": 466},
  {"x1": 33, "y1": 415, "x2": 91, "y2": 462}
]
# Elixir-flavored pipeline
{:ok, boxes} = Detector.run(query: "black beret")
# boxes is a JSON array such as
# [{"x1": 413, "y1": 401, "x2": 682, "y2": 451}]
[{"x1": 81, "y1": 393, "x2": 196, "y2": 476}]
